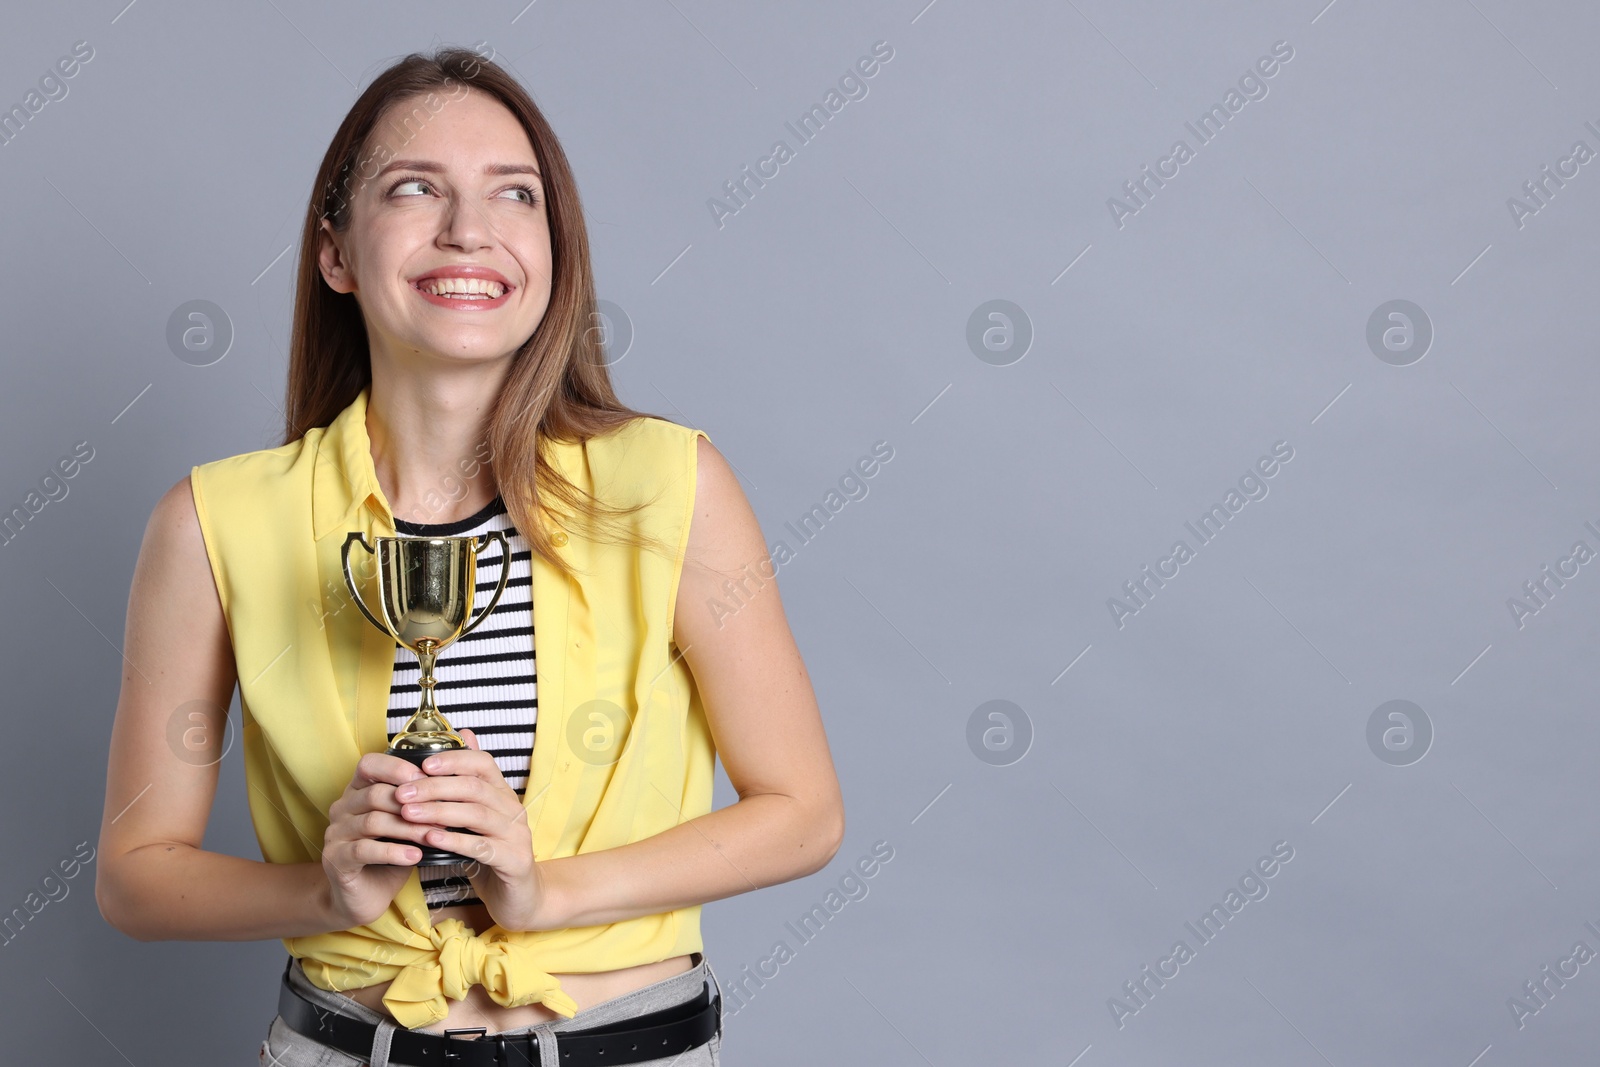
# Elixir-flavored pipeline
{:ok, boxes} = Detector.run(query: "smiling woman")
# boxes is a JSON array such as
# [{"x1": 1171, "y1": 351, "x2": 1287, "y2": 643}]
[{"x1": 95, "y1": 45, "x2": 843, "y2": 1067}]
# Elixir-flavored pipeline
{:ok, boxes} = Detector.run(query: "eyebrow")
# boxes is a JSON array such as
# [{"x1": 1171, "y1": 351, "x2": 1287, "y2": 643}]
[{"x1": 374, "y1": 159, "x2": 543, "y2": 181}]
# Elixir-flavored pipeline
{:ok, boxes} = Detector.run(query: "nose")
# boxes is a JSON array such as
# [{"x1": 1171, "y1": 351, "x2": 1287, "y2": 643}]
[{"x1": 437, "y1": 196, "x2": 496, "y2": 252}]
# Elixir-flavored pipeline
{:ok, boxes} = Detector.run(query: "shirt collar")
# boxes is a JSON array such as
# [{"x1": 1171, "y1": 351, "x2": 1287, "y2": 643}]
[{"x1": 311, "y1": 386, "x2": 395, "y2": 541}]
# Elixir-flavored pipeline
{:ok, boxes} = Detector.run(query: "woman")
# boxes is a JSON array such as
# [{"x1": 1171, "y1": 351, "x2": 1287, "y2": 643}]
[{"x1": 95, "y1": 47, "x2": 844, "y2": 1066}]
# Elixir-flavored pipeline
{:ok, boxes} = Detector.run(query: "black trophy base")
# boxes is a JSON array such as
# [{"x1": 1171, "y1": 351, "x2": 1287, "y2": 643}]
[{"x1": 381, "y1": 745, "x2": 482, "y2": 867}]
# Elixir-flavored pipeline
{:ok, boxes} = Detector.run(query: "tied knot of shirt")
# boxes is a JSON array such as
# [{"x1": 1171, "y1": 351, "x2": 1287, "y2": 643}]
[{"x1": 381, "y1": 918, "x2": 580, "y2": 1028}]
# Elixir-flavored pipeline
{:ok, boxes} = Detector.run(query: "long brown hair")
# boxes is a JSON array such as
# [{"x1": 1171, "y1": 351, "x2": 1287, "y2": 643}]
[{"x1": 282, "y1": 46, "x2": 679, "y2": 579}]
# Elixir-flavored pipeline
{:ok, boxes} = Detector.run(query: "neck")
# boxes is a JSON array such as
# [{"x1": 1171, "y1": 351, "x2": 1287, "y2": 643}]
[{"x1": 366, "y1": 363, "x2": 505, "y2": 526}]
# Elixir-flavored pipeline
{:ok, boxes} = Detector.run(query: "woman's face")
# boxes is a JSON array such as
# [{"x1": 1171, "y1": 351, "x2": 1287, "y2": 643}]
[{"x1": 317, "y1": 88, "x2": 553, "y2": 371}]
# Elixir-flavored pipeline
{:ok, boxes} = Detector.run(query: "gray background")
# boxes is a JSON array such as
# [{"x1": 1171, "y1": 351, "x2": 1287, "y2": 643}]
[{"x1": 1, "y1": 1, "x2": 1596, "y2": 1064}]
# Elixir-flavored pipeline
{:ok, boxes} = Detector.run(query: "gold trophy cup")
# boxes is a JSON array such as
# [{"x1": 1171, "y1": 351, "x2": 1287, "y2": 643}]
[{"x1": 342, "y1": 529, "x2": 511, "y2": 865}]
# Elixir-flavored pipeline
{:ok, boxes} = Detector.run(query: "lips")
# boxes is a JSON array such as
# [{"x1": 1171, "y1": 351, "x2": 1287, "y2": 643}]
[
  {"x1": 410, "y1": 265, "x2": 514, "y2": 288},
  {"x1": 409, "y1": 265, "x2": 515, "y2": 310}
]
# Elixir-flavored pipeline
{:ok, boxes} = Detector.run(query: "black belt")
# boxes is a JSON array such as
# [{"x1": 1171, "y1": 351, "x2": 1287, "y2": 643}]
[{"x1": 276, "y1": 957, "x2": 721, "y2": 1066}]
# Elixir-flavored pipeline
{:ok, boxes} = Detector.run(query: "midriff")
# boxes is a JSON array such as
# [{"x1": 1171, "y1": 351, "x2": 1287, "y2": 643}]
[{"x1": 331, "y1": 901, "x2": 694, "y2": 1033}]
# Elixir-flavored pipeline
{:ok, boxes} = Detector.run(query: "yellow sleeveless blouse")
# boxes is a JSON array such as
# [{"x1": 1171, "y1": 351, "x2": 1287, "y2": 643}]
[{"x1": 188, "y1": 387, "x2": 713, "y2": 1028}]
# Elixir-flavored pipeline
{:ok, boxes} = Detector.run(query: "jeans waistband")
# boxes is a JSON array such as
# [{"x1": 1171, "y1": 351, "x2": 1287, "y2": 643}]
[{"x1": 286, "y1": 952, "x2": 715, "y2": 1036}]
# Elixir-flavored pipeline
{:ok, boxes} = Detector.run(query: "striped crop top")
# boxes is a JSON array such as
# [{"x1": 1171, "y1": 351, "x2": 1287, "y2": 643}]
[{"x1": 388, "y1": 494, "x2": 534, "y2": 911}]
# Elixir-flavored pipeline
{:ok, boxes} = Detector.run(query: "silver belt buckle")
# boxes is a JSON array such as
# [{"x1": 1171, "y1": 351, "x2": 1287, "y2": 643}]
[{"x1": 442, "y1": 1026, "x2": 486, "y2": 1062}]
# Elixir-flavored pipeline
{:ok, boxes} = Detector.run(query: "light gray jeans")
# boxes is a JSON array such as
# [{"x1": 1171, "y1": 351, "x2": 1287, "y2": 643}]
[{"x1": 259, "y1": 951, "x2": 723, "y2": 1067}]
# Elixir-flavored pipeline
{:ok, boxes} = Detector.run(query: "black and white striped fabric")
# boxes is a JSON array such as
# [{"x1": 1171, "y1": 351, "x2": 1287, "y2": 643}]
[{"x1": 388, "y1": 495, "x2": 535, "y2": 910}]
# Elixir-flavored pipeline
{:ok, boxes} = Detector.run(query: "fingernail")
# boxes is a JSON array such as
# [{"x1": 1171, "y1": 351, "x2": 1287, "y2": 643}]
[{"x1": 397, "y1": 785, "x2": 415, "y2": 799}]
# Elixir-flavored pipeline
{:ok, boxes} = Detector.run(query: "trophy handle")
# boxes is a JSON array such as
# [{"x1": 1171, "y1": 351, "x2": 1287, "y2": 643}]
[
  {"x1": 457, "y1": 530, "x2": 512, "y2": 639},
  {"x1": 341, "y1": 531, "x2": 393, "y2": 636}
]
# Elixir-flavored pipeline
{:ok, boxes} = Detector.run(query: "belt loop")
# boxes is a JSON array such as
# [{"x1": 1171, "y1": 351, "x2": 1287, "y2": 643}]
[
  {"x1": 532, "y1": 1022, "x2": 560, "y2": 1067},
  {"x1": 703, "y1": 955, "x2": 724, "y2": 1038},
  {"x1": 369, "y1": 1019, "x2": 399, "y2": 1067}
]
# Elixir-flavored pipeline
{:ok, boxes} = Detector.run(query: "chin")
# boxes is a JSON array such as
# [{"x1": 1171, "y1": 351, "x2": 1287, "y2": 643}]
[{"x1": 403, "y1": 331, "x2": 520, "y2": 358}]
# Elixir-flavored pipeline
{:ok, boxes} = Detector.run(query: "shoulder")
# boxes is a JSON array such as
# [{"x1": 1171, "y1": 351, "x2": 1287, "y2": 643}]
[
  {"x1": 587, "y1": 414, "x2": 708, "y2": 455},
  {"x1": 672, "y1": 431, "x2": 770, "y2": 649},
  {"x1": 188, "y1": 434, "x2": 317, "y2": 519},
  {"x1": 682, "y1": 431, "x2": 757, "y2": 569},
  {"x1": 190, "y1": 436, "x2": 308, "y2": 484},
  {"x1": 689, "y1": 434, "x2": 737, "y2": 516},
  {"x1": 624, "y1": 417, "x2": 733, "y2": 512},
  {"x1": 136, "y1": 474, "x2": 223, "y2": 610},
  {"x1": 137, "y1": 434, "x2": 307, "y2": 573},
  {"x1": 572, "y1": 416, "x2": 713, "y2": 498},
  {"x1": 182, "y1": 436, "x2": 323, "y2": 579},
  {"x1": 145, "y1": 474, "x2": 202, "y2": 547},
  {"x1": 571, "y1": 417, "x2": 746, "y2": 559},
  {"x1": 170, "y1": 437, "x2": 298, "y2": 574}
]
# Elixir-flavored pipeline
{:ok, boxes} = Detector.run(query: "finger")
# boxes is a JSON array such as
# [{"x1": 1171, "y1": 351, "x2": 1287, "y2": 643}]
[
  {"x1": 357, "y1": 781, "x2": 415, "y2": 816},
  {"x1": 417, "y1": 748, "x2": 503, "y2": 782},
  {"x1": 356, "y1": 751, "x2": 427, "y2": 787},
  {"x1": 399, "y1": 777, "x2": 519, "y2": 819},
  {"x1": 417, "y1": 826, "x2": 501, "y2": 866},
  {"x1": 400, "y1": 799, "x2": 501, "y2": 834},
  {"x1": 326, "y1": 839, "x2": 395, "y2": 879},
  {"x1": 351, "y1": 809, "x2": 448, "y2": 845},
  {"x1": 396, "y1": 771, "x2": 492, "y2": 803},
  {"x1": 461, "y1": 728, "x2": 480, "y2": 750},
  {"x1": 348, "y1": 837, "x2": 422, "y2": 867}
]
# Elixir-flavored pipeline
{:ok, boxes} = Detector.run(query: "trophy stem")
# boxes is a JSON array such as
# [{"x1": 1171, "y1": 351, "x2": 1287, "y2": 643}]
[
  {"x1": 391, "y1": 638, "x2": 463, "y2": 751},
  {"x1": 383, "y1": 637, "x2": 475, "y2": 865}
]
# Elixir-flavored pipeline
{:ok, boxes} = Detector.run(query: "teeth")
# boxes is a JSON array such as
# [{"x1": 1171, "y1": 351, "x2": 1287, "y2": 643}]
[{"x1": 418, "y1": 277, "x2": 506, "y2": 298}]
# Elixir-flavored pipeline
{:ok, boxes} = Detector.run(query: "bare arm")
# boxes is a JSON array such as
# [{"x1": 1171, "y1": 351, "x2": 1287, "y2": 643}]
[
  {"x1": 95, "y1": 475, "x2": 339, "y2": 942},
  {"x1": 529, "y1": 435, "x2": 846, "y2": 930}
]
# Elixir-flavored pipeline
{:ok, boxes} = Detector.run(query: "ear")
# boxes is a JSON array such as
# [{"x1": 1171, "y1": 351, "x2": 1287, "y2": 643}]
[{"x1": 316, "y1": 216, "x2": 356, "y2": 294}]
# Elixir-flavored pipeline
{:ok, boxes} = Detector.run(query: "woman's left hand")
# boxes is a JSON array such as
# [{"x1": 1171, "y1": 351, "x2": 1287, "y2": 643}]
[{"x1": 394, "y1": 728, "x2": 548, "y2": 931}]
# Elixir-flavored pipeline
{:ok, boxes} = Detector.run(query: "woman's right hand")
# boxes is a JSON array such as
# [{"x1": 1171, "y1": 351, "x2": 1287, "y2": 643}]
[{"x1": 321, "y1": 752, "x2": 438, "y2": 929}]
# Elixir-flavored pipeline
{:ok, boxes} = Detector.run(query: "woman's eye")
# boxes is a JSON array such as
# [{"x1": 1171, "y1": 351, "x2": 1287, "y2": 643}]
[{"x1": 385, "y1": 177, "x2": 538, "y2": 206}]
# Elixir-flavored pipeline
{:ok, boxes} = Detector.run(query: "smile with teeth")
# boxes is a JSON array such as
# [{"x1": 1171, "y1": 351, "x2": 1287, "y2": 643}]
[{"x1": 415, "y1": 277, "x2": 507, "y2": 299}]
